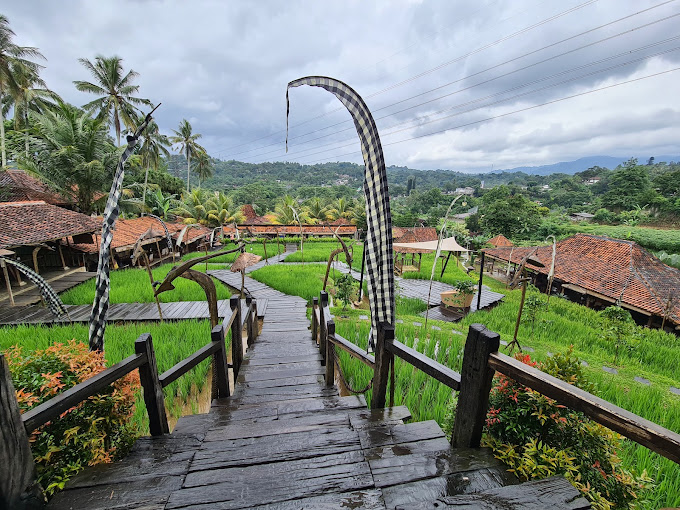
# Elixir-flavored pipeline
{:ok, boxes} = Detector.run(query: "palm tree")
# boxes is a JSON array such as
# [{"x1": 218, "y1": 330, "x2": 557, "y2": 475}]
[
  {"x1": 19, "y1": 102, "x2": 117, "y2": 214},
  {"x1": 0, "y1": 14, "x2": 45, "y2": 168},
  {"x1": 10, "y1": 61, "x2": 61, "y2": 158},
  {"x1": 206, "y1": 191, "x2": 243, "y2": 226},
  {"x1": 305, "y1": 197, "x2": 329, "y2": 224},
  {"x1": 192, "y1": 150, "x2": 213, "y2": 187},
  {"x1": 173, "y1": 188, "x2": 211, "y2": 225},
  {"x1": 169, "y1": 119, "x2": 206, "y2": 193},
  {"x1": 328, "y1": 197, "x2": 354, "y2": 220},
  {"x1": 144, "y1": 187, "x2": 176, "y2": 219},
  {"x1": 136, "y1": 119, "x2": 171, "y2": 206},
  {"x1": 74, "y1": 55, "x2": 152, "y2": 146}
]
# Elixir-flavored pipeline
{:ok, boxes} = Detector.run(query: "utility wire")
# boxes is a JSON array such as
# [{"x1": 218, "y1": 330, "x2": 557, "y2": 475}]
[
  {"x1": 228, "y1": 1, "x2": 677, "y2": 161},
  {"x1": 214, "y1": 0, "x2": 602, "y2": 155}
]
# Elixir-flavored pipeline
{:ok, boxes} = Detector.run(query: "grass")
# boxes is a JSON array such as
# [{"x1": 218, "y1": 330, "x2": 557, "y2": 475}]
[
  {"x1": 60, "y1": 262, "x2": 231, "y2": 305},
  {"x1": 400, "y1": 252, "x2": 476, "y2": 285},
  {"x1": 0, "y1": 320, "x2": 226, "y2": 434},
  {"x1": 251, "y1": 264, "x2": 328, "y2": 303},
  {"x1": 182, "y1": 240, "x2": 275, "y2": 263},
  {"x1": 284, "y1": 241, "x2": 361, "y2": 264}
]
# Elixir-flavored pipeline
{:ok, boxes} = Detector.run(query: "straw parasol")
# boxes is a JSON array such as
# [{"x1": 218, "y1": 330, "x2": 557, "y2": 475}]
[{"x1": 231, "y1": 252, "x2": 262, "y2": 297}]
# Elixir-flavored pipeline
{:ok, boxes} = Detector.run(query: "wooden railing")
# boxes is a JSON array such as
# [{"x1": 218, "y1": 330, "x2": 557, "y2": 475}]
[
  {"x1": 0, "y1": 295, "x2": 259, "y2": 509},
  {"x1": 312, "y1": 291, "x2": 680, "y2": 466}
]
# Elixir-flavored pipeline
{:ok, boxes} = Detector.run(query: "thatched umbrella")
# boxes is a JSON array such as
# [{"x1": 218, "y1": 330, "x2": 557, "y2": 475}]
[{"x1": 231, "y1": 252, "x2": 262, "y2": 297}]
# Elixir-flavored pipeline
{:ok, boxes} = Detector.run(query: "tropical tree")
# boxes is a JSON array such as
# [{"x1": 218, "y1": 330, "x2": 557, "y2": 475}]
[
  {"x1": 304, "y1": 197, "x2": 329, "y2": 223},
  {"x1": 0, "y1": 14, "x2": 45, "y2": 168},
  {"x1": 173, "y1": 188, "x2": 210, "y2": 225},
  {"x1": 206, "y1": 191, "x2": 243, "y2": 226},
  {"x1": 134, "y1": 119, "x2": 171, "y2": 206},
  {"x1": 327, "y1": 197, "x2": 353, "y2": 220},
  {"x1": 275, "y1": 195, "x2": 303, "y2": 224},
  {"x1": 19, "y1": 102, "x2": 117, "y2": 214},
  {"x1": 74, "y1": 55, "x2": 152, "y2": 146},
  {"x1": 144, "y1": 187, "x2": 176, "y2": 219},
  {"x1": 191, "y1": 150, "x2": 213, "y2": 187},
  {"x1": 173, "y1": 189, "x2": 243, "y2": 227},
  {"x1": 169, "y1": 119, "x2": 206, "y2": 193}
]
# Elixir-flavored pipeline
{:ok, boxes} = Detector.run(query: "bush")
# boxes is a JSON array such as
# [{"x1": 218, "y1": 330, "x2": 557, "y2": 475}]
[
  {"x1": 6, "y1": 340, "x2": 139, "y2": 497},
  {"x1": 482, "y1": 348, "x2": 653, "y2": 509}
]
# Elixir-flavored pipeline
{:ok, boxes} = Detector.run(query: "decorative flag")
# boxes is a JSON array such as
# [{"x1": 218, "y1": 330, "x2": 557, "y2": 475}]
[
  {"x1": 0, "y1": 256, "x2": 67, "y2": 318},
  {"x1": 287, "y1": 77, "x2": 394, "y2": 343},
  {"x1": 89, "y1": 107, "x2": 157, "y2": 351}
]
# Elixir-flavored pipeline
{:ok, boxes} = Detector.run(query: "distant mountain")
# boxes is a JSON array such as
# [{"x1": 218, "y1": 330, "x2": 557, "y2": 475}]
[{"x1": 493, "y1": 155, "x2": 680, "y2": 176}]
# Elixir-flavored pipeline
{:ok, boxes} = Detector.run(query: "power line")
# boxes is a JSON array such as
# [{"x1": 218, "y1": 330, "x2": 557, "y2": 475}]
[
  {"x1": 253, "y1": 37, "x2": 680, "y2": 162},
  {"x1": 296, "y1": 66, "x2": 680, "y2": 165},
  {"x1": 214, "y1": 0, "x2": 602, "y2": 156},
  {"x1": 230, "y1": 1, "x2": 677, "y2": 161}
]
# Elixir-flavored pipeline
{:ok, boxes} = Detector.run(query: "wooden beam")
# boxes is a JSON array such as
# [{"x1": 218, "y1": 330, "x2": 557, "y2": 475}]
[
  {"x1": 0, "y1": 259, "x2": 14, "y2": 306},
  {"x1": 329, "y1": 332, "x2": 375, "y2": 368},
  {"x1": 135, "y1": 334, "x2": 169, "y2": 436},
  {"x1": 371, "y1": 322, "x2": 394, "y2": 409},
  {"x1": 387, "y1": 340, "x2": 460, "y2": 390},
  {"x1": 489, "y1": 351, "x2": 680, "y2": 464}
]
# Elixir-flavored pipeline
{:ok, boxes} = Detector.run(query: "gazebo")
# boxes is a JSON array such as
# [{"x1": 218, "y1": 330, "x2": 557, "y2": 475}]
[{"x1": 393, "y1": 236, "x2": 469, "y2": 276}]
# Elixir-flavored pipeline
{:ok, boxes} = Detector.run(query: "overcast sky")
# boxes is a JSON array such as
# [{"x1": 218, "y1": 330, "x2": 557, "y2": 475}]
[{"x1": 4, "y1": 0, "x2": 680, "y2": 172}]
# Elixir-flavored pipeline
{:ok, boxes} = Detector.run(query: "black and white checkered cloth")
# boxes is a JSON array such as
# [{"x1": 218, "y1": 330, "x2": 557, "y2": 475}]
[
  {"x1": 0, "y1": 256, "x2": 67, "y2": 318},
  {"x1": 287, "y1": 77, "x2": 395, "y2": 342},
  {"x1": 89, "y1": 111, "x2": 155, "y2": 351},
  {"x1": 144, "y1": 213, "x2": 174, "y2": 252}
]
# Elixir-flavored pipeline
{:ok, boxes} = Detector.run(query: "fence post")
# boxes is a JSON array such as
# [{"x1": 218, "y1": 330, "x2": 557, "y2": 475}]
[
  {"x1": 245, "y1": 296, "x2": 254, "y2": 347},
  {"x1": 319, "y1": 292, "x2": 329, "y2": 366},
  {"x1": 135, "y1": 334, "x2": 169, "y2": 436},
  {"x1": 371, "y1": 322, "x2": 394, "y2": 409},
  {"x1": 249, "y1": 298, "x2": 258, "y2": 344},
  {"x1": 230, "y1": 296, "x2": 243, "y2": 379},
  {"x1": 325, "y1": 320, "x2": 335, "y2": 387},
  {"x1": 311, "y1": 297, "x2": 319, "y2": 344},
  {"x1": 211, "y1": 324, "x2": 230, "y2": 399},
  {"x1": 0, "y1": 355, "x2": 45, "y2": 509},
  {"x1": 451, "y1": 323, "x2": 500, "y2": 447}
]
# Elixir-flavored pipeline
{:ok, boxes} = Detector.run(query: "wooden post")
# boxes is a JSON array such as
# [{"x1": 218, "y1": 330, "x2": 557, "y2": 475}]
[
  {"x1": 0, "y1": 355, "x2": 45, "y2": 509},
  {"x1": 31, "y1": 246, "x2": 41, "y2": 274},
  {"x1": 245, "y1": 296, "x2": 254, "y2": 347},
  {"x1": 211, "y1": 324, "x2": 230, "y2": 399},
  {"x1": 319, "y1": 292, "x2": 329, "y2": 366},
  {"x1": 325, "y1": 320, "x2": 335, "y2": 387},
  {"x1": 1, "y1": 259, "x2": 14, "y2": 306},
  {"x1": 311, "y1": 297, "x2": 319, "y2": 344},
  {"x1": 371, "y1": 322, "x2": 394, "y2": 409},
  {"x1": 230, "y1": 296, "x2": 243, "y2": 378},
  {"x1": 135, "y1": 334, "x2": 169, "y2": 436},
  {"x1": 57, "y1": 242, "x2": 69, "y2": 270},
  {"x1": 451, "y1": 324, "x2": 500, "y2": 447},
  {"x1": 476, "y1": 251, "x2": 485, "y2": 311},
  {"x1": 250, "y1": 298, "x2": 258, "y2": 344}
]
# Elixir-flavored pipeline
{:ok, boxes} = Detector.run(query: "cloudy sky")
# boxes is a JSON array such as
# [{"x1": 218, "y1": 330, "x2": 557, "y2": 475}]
[{"x1": 5, "y1": 0, "x2": 680, "y2": 172}]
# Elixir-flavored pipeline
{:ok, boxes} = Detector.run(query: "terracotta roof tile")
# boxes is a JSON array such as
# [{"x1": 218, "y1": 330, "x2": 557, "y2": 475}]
[
  {"x1": 487, "y1": 234, "x2": 514, "y2": 247},
  {"x1": 0, "y1": 201, "x2": 99, "y2": 249},
  {"x1": 0, "y1": 170, "x2": 69, "y2": 205},
  {"x1": 393, "y1": 227, "x2": 438, "y2": 243},
  {"x1": 484, "y1": 234, "x2": 680, "y2": 326}
]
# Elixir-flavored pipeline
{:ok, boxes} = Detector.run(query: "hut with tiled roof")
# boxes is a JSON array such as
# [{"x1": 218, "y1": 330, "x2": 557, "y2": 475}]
[
  {"x1": 484, "y1": 234, "x2": 680, "y2": 331},
  {"x1": 0, "y1": 169, "x2": 70, "y2": 207},
  {"x1": 486, "y1": 234, "x2": 514, "y2": 248},
  {"x1": 392, "y1": 226, "x2": 438, "y2": 243}
]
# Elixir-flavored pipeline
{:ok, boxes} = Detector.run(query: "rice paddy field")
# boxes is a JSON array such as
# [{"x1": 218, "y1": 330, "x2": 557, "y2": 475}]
[
  {"x1": 254, "y1": 261, "x2": 680, "y2": 508},
  {"x1": 0, "y1": 319, "x2": 224, "y2": 434},
  {"x1": 60, "y1": 262, "x2": 231, "y2": 305},
  {"x1": 284, "y1": 240, "x2": 362, "y2": 264},
  {"x1": 182, "y1": 240, "x2": 276, "y2": 263}
]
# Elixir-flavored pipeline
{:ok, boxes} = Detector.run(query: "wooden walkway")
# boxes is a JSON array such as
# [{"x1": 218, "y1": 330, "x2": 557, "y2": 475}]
[
  {"x1": 47, "y1": 276, "x2": 586, "y2": 509},
  {"x1": 0, "y1": 269, "x2": 96, "y2": 307}
]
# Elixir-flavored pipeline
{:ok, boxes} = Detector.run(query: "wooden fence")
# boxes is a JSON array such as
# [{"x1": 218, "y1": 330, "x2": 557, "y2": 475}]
[
  {"x1": 312, "y1": 291, "x2": 680, "y2": 465},
  {"x1": 0, "y1": 296, "x2": 258, "y2": 509}
]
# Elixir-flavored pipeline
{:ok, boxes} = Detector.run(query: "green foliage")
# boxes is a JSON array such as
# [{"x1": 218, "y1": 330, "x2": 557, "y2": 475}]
[
  {"x1": 6, "y1": 341, "x2": 139, "y2": 497},
  {"x1": 452, "y1": 279, "x2": 475, "y2": 295},
  {"x1": 562, "y1": 224, "x2": 680, "y2": 253},
  {"x1": 522, "y1": 294, "x2": 544, "y2": 340},
  {"x1": 334, "y1": 274, "x2": 355, "y2": 309},
  {"x1": 480, "y1": 194, "x2": 545, "y2": 239},
  {"x1": 600, "y1": 306, "x2": 635, "y2": 363},
  {"x1": 484, "y1": 350, "x2": 654, "y2": 509},
  {"x1": 655, "y1": 250, "x2": 680, "y2": 269}
]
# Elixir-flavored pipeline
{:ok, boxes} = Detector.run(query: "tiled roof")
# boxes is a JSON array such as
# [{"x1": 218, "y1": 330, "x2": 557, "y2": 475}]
[
  {"x1": 0, "y1": 201, "x2": 99, "y2": 249},
  {"x1": 484, "y1": 234, "x2": 680, "y2": 325},
  {"x1": 69, "y1": 217, "x2": 211, "y2": 253},
  {"x1": 240, "y1": 204, "x2": 266, "y2": 224},
  {"x1": 0, "y1": 169, "x2": 69, "y2": 205},
  {"x1": 487, "y1": 234, "x2": 514, "y2": 247},
  {"x1": 393, "y1": 227, "x2": 438, "y2": 243}
]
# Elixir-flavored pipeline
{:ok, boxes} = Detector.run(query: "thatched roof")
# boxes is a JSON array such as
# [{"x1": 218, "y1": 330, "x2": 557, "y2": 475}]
[{"x1": 230, "y1": 252, "x2": 262, "y2": 272}]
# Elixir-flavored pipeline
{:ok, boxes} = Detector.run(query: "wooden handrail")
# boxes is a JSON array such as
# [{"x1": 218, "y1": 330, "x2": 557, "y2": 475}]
[
  {"x1": 328, "y1": 332, "x2": 375, "y2": 368},
  {"x1": 22, "y1": 352, "x2": 148, "y2": 433},
  {"x1": 158, "y1": 341, "x2": 222, "y2": 388},
  {"x1": 387, "y1": 339, "x2": 461, "y2": 391},
  {"x1": 488, "y1": 351, "x2": 680, "y2": 464},
  {"x1": 222, "y1": 305, "x2": 238, "y2": 331}
]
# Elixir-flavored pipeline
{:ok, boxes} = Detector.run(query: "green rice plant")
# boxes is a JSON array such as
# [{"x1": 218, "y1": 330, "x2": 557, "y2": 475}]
[
  {"x1": 61, "y1": 263, "x2": 231, "y2": 305},
  {"x1": 182, "y1": 240, "x2": 273, "y2": 263},
  {"x1": 0, "y1": 319, "x2": 225, "y2": 434},
  {"x1": 284, "y1": 240, "x2": 362, "y2": 264},
  {"x1": 400, "y1": 252, "x2": 475, "y2": 285},
  {"x1": 251, "y1": 264, "x2": 328, "y2": 303}
]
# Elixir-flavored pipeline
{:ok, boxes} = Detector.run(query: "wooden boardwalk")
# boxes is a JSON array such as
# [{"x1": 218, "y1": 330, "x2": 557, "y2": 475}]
[
  {"x1": 46, "y1": 276, "x2": 587, "y2": 509},
  {"x1": 0, "y1": 269, "x2": 96, "y2": 307}
]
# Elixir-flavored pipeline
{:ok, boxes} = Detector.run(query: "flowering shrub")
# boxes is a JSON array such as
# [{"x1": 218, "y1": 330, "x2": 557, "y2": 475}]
[
  {"x1": 483, "y1": 347, "x2": 653, "y2": 509},
  {"x1": 6, "y1": 340, "x2": 139, "y2": 497}
]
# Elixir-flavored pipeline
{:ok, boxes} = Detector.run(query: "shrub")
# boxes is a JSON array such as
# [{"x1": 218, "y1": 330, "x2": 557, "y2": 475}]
[
  {"x1": 334, "y1": 273, "x2": 356, "y2": 309},
  {"x1": 483, "y1": 348, "x2": 653, "y2": 509},
  {"x1": 6, "y1": 340, "x2": 140, "y2": 497}
]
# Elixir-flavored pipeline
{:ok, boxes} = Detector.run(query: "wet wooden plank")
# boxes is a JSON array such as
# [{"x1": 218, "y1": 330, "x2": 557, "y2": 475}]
[
  {"x1": 249, "y1": 489, "x2": 385, "y2": 509},
  {"x1": 237, "y1": 366, "x2": 325, "y2": 383},
  {"x1": 47, "y1": 474, "x2": 184, "y2": 510},
  {"x1": 166, "y1": 451, "x2": 373, "y2": 509},
  {"x1": 232, "y1": 383, "x2": 338, "y2": 400},
  {"x1": 241, "y1": 354, "x2": 321, "y2": 366},
  {"x1": 358, "y1": 420, "x2": 445, "y2": 450},
  {"x1": 395, "y1": 476, "x2": 589, "y2": 509},
  {"x1": 382, "y1": 467, "x2": 518, "y2": 508}
]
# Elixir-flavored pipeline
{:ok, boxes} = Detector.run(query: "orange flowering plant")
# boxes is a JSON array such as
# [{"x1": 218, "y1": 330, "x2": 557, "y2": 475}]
[
  {"x1": 6, "y1": 340, "x2": 140, "y2": 497},
  {"x1": 482, "y1": 347, "x2": 653, "y2": 510}
]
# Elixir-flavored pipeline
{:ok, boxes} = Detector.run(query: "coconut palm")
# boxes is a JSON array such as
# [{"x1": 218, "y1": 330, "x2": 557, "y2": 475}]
[
  {"x1": 10, "y1": 61, "x2": 61, "y2": 158},
  {"x1": 136, "y1": 119, "x2": 171, "y2": 206},
  {"x1": 173, "y1": 188, "x2": 211, "y2": 225},
  {"x1": 169, "y1": 119, "x2": 206, "y2": 193},
  {"x1": 206, "y1": 191, "x2": 243, "y2": 226},
  {"x1": 305, "y1": 197, "x2": 330, "y2": 224},
  {"x1": 74, "y1": 55, "x2": 152, "y2": 146},
  {"x1": 192, "y1": 150, "x2": 214, "y2": 187},
  {"x1": 0, "y1": 14, "x2": 45, "y2": 167},
  {"x1": 19, "y1": 102, "x2": 117, "y2": 214},
  {"x1": 327, "y1": 197, "x2": 354, "y2": 220},
  {"x1": 274, "y1": 195, "x2": 299, "y2": 224},
  {"x1": 144, "y1": 187, "x2": 176, "y2": 219}
]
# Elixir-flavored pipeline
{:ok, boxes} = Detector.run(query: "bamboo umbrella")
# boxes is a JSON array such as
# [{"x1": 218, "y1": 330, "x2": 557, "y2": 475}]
[{"x1": 231, "y1": 252, "x2": 262, "y2": 297}]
